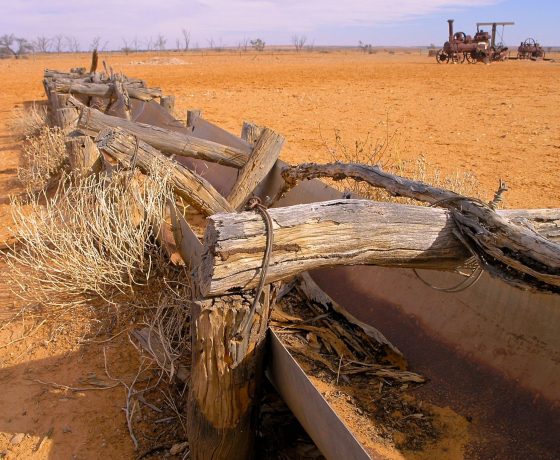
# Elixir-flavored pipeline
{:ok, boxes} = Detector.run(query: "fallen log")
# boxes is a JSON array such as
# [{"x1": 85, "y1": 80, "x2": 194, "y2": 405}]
[
  {"x1": 96, "y1": 127, "x2": 233, "y2": 216},
  {"x1": 280, "y1": 163, "x2": 560, "y2": 293},
  {"x1": 198, "y1": 199, "x2": 560, "y2": 297},
  {"x1": 227, "y1": 128, "x2": 285, "y2": 210},
  {"x1": 187, "y1": 290, "x2": 272, "y2": 460},
  {"x1": 53, "y1": 80, "x2": 162, "y2": 101},
  {"x1": 76, "y1": 105, "x2": 250, "y2": 168}
]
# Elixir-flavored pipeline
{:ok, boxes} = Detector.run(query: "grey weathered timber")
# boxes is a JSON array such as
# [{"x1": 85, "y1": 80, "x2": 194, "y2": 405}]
[
  {"x1": 199, "y1": 199, "x2": 560, "y2": 296},
  {"x1": 160, "y1": 95, "x2": 175, "y2": 113},
  {"x1": 187, "y1": 290, "x2": 271, "y2": 460},
  {"x1": 96, "y1": 128, "x2": 233, "y2": 216},
  {"x1": 53, "y1": 80, "x2": 163, "y2": 101},
  {"x1": 199, "y1": 199, "x2": 469, "y2": 296},
  {"x1": 227, "y1": 128, "x2": 285, "y2": 210},
  {"x1": 56, "y1": 107, "x2": 80, "y2": 132},
  {"x1": 281, "y1": 163, "x2": 560, "y2": 293},
  {"x1": 65, "y1": 136, "x2": 102, "y2": 177},
  {"x1": 240, "y1": 121, "x2": 263, "y2": 145},
  {"x1": 187, "y1": 109, "x2": 202, "y2": 127},
  {"x1": 76, "y1": 106, "x2": 250, "y2": 168}
]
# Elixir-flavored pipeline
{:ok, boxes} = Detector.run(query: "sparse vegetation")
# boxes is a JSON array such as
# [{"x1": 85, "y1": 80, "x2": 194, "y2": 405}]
[
  {"x1": 292, "y1": 34, "x2": 307, "y2": 52},
  {"x1": 251, "y1": 38, "x2": 266, "y2": 51}
]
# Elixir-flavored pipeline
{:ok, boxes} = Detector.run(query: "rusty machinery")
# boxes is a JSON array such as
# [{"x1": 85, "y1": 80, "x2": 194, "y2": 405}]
[
  {"x1": 517, "y1": 38, "x2": 545, "y2": 60},
  {"x1": 436, "y1": 19, "x2": 514, "y2": 64}
]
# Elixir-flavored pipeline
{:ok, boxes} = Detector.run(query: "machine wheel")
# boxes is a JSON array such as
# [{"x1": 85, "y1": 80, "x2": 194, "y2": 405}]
[
  {"x1": 451, "y1": 52, "x2": 465, "y2": 64},
  {"x1": 436, "y1": 49, "x2": 449, "y2": 63},
  {"x1": 465, "y1": 52, "x2": 477, "y2": 64},
  {"x1": 523, "y1": 38, "x2": 537, "y2": 48}
]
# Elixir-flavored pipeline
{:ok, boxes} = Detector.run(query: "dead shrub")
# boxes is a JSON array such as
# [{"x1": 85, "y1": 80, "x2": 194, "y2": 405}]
[
  {"x1": 17, "y1": 125, "x2": 67, "y2": 191},
  {"x1": 6, "y1": 157, "x2": 177, "y2": 308},
  {"x1": 9, "y1": 103, "x2": 49, "y2": 139},
  {"x1": 324, "y1": 125, "x2": 481, "y2": 204}
]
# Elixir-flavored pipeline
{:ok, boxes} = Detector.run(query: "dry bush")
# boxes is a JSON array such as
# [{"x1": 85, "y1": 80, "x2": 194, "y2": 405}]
[
  {"x1": 324, "y1": 126, "x2": 481, "y2": 203},
  {"x1": 17, "y1": 125, "x2": 67, "y2": 191},
  {"x1": 9, "y1": 103, "x2": 49, "y2": 139},
  {"x1": 7, "y1": 158, "x2": 177, "y2": 308}
]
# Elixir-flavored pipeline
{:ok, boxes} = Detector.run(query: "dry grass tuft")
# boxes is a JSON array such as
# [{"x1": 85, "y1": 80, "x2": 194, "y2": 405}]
[
  {"x1": 17, "y1": 125, "x2": 67, "y2": 191},
  {"x1": 324, "y1": 126, "x2": 481, "y2": 203},
  {"x1": 6, "y1": 158, "x2": 176, "y2": 308},
  {"x1": 9, "y1": 103, "x2": 49, "y2": 139}
]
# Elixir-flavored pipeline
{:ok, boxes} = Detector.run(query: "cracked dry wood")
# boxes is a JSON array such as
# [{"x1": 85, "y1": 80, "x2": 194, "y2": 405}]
[
  {"x1": 65, "y1": 136, "x2": 103, "y2": 178},
  {"x1": 76, "y1": 105, "x2": 251, "y2": 168},
  {"x1": 97, "y1": 127, "x2": 233, "y2": 216},
  {"x1": 187, "y1": 291, "x2": 271, "y2": 460},
  {"x1": 227, "y1": 128, "x2": 285, "y2": 210},
  {"x1": 199, "y1": 199, "x2": 471, "y2": 296},
  {"x1": 53, "y1": 80, "x2": 163, "y2": 101},
  {"x1": 281, "y1": 162, "x2": 560, "y2": 293}
]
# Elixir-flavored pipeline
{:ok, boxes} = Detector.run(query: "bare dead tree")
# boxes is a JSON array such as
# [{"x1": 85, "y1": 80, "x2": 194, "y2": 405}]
[
  {"x1": 53, "y1": 34, "x2": 64, "y2": 53},
  {"x1": 33, "y1": 36, "x2": 51, "y2": 53},
  {"x1": 182, "y1": 28, "x2": 191, "y2": 51},
  {"x1": 207, "y1": 37, "x2": 215, "y2": 50},
  {"x1": 145, "y1": 36, "x2": 154, "y2": 51},
  {"x1": 292, "y1": 34, "x2": 307, "y2": 52},
  {"x1": 65, "y1": 35, "x2": 80, "y2": 53},
  {"x1": 122, "y1": 38, "x2": 133, "y2": 55},
  {"x1": 132, "y1": 37, "x2": 140, "y2": 52},
  {"x1": 155, "y1": 34, "x2": 166, "y2": 51},
  {"x1": 175, "y1": 38, "x2": 181, "y2": 51},
  {"x1": 238, "y1": 37, "x2": 250, "y2": 52},
  {"x1": 0, "y1": 34, "x2": 33, "y2": 58},
  {"x1": 89, "y1": 36, "x2": 104, "y2": 52}
]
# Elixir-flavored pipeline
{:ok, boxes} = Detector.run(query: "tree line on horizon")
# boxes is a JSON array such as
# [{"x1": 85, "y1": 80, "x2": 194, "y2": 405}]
[{"x1": 0, "y1": 31, "x2": 324, "y2": 58}]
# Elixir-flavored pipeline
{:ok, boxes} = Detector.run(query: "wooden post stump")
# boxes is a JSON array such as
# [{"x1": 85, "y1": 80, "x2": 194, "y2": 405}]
[
  {"x1": 187, "y1": 109, "x2": 202, "y2": 127},
  {"x1": 187, "y1": 290, "x2": 272, "y2": 460},
  {"x1": 160, "y1": 95, "x2": 176, "y2": 113}
]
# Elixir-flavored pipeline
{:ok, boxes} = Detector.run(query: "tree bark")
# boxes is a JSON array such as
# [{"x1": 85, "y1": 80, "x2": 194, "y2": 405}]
[
  {"x1": 187, "y1": 290, "x2": 271, "y2": 460},
  {"x1": 76, "y1": 106, "x2": 250, "y2": 168},
  {"x1": 96, "y1": 127, "x2": 233, "y2": 216},
  {"x1": 227, "y1": 128, "x2": 285, "y2": 210},
  {"x1": 198, "y1": 199, "x2": 560, "y2": 297},
  {"x1": 281, "y1": 163, "x2": 560, "y2": 293},
  {"x1": 56, "y1": 107, "x2": 80, "y2": 132},
  {"x1": 53, "y1": 80, "x2": 162, "y2": 101}
]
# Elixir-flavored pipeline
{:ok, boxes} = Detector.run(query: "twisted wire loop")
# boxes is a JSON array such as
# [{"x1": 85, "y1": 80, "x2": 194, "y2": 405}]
[{"x1": 239, "y1": 196, "x2": 274, "y2": 334}]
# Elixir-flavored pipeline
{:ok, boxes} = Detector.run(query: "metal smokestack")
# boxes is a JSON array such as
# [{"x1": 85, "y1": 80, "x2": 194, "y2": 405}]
[{"x1": 448, "y1": 19, "x2": 454, "y2": 42}]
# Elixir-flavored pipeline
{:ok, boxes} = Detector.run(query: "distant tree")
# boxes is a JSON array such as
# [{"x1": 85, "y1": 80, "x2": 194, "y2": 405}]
[
  {"x1": 207, "y1": 37, "x2": 215, "y2": 50},
  {"x1": 65, "y1": 35, "x2": 80, "y2": 53},
  {"x1": 292, "y1": 34, "x2": 307, "y2": 52},
  {"x1": 0, "y1": 34, "x2": 34, "y2": 58},
  {"x1": 33, "y1": 36, "x2": 51, "y2": 53},
  {"x1": 53, "y1": 34, "x2": 64, "y2": 53},
  {"x1": 155, "y1": 34, "x2": 166, "y2": 51},
  {"x1": 145, "y1": 37, "x2": 154, "y2": 51},
  {"x1": 182, "y1": 28, "x2": 191, "y2": 51},
  {"x1": 238, "y1": 37, "x2": 250, "y2": 52},
  {"x1": 358, "y1": 40, "x2": 373, "y2": 54},
  {"x1": 122, "y1": 38, "x2": 133, "y2": 55},
  {"x1": 89, "y1": 36, "x2": 108, "y2": 52},
  {"x1": 250, "y1": 38, "x2": 265, "y2": 52}
]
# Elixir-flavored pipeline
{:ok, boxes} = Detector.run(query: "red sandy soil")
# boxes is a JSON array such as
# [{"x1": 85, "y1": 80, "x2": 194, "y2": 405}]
[{"x1": 0, "y1": 50, "x2": 559, "y2": 459}]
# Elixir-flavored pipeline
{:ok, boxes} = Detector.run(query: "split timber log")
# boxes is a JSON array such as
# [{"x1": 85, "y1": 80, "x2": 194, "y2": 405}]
[
  {"x1": 160, "y1": 95, "x2": 175, "y2": 113},
  {"x1": 240, "y1": 121, "x2": 263, "y2": 145},
  {"x1": 76, "y1": 106, "x2": 250, "y2": 168},
  {"x1": 65, "y1": 136, "x2": 103, "y2": 177},
  {"x1": 281, "y1": 163, "x2": 560, "y2": 293},
  {"x1": 227, "y1": 128, "x2": 285, "y2": 210},
  {"x1": 199, "y1": 199, "x2": 468, "y2": 296},
  {"x1": 53, "y1": 80, "x2": 163, "y2": 102},
  {"x1": 187, "y1": 290, "x2": 272, "y2": 460},
  {"x1": 96, "y1": 127, "x2": 233, "y2": 216},
  {"x1": 187, "y1": 109, "x2": 201, "y2": 127},
  {"x1": 56, "y1": 107, "x2": 80, "y2": 132},
  {"x1": 199, "y1": 199, "x2": 560, "y2": 297}
]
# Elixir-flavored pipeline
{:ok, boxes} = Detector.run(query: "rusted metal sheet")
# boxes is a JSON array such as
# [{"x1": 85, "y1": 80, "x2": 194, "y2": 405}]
[{"x1": 267, "y1": 331, "x2": 376, "y2": 460}]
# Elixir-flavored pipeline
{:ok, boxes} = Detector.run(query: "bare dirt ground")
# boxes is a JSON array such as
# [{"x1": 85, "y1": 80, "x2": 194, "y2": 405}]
[{"x1": 0, "y1": 50, "x2": 559, "y2": 459}]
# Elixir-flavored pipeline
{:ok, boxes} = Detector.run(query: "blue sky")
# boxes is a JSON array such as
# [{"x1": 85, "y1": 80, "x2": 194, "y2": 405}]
[{"x1": 1, "y1": 0, "x2": 558, "y2": 49}]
